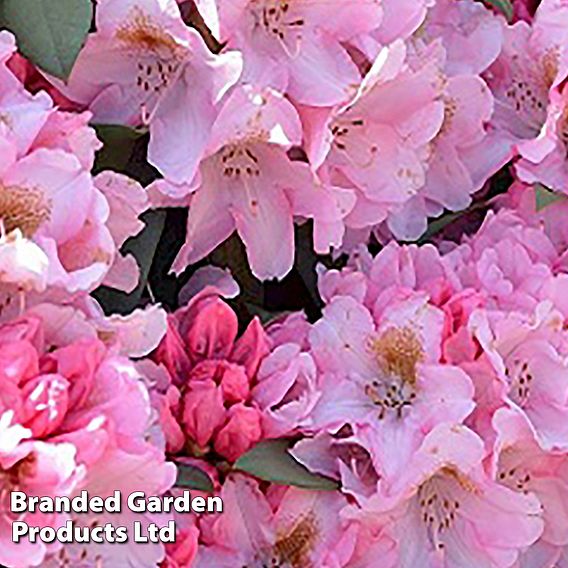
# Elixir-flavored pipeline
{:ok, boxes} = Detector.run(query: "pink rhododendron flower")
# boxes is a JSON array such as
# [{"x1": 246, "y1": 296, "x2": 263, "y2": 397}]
[
  {"x1": 215, "y1": 0, "x2": 383, "y2": 106},
  {"x1": 347, "y1": 424, "x2": 544, "y2": 567},
  {"x1": 485, "y1": 0, "x2": 568, "y2": 190},
  {"x1": 155, "y1": 85, "x2": 354, "y2": 279},
  {"x1": 252, "y1": 312, "x2": 321, "y2": 437},
  {"x1": 196, "y1": 474, "x2": 356, "y2": 567},
  {"x1": 0, "y1": 31, "x2": 151, "y2": 301},
  {"x1": 307, "y1": 291, "x2": 475, "y2": 486},
  {"x1": 471, "y1": 302, "x2": 568, "y2": 452},
  {"x1": 153, "y1": 289, "x2": 272, "y2": 459},
  {"x1": 64, "y1": 0, "x2": 243, "y2": 184},
  {"x1": 0, "y1": 129, "x2": 113, "y2": 295},
  {"x1": 444, "y1": 208, "x2": 559, "y2": 313},
  {"x1": 492, "y1": 407, "x2": 568, "y2": 560},
  {"x1": 0, "y1": 309, "x2": 175, "y2": 567},
  {"x1": 398, "y1": 0, "x2": 504, "y2": 239},
  {"x1": 302, "y1": 40, "x2": 445, "y2": 241}
]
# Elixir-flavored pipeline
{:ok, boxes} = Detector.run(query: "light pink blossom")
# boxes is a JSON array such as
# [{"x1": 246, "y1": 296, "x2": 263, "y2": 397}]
[
  {"x1": 155, "y1": 85, "x2": 354, "y2": 280},
  {"x1": 64, "y1": 0, "x2": 243, "y2": 184},
  {"x1": 216, "y1": 0, "x2": 383, "y2": 106},
  {"x1": 302, "y1": 40, "x2": 445, "y2": 241},
  {"x1": 307, "y1": 292, "x2": 475, "y2": 486},
  {"x1": 196, "y1": 474, "x2": 356, "y2": 567},
  {"x1": 346, "y1": 424, "x2": 544, "y2": 567}
]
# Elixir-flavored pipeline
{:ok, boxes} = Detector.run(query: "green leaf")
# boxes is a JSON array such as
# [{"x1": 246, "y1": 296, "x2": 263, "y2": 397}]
[
  {"x1": 418, "y1": 201, "x2": 487, "y2": 244},
  {"x1": 0, "y1": 0, "x2": 93, "y2": 79},
  {"x1": 94, "y1": 210, "x2": 166, "y2": 315},
  {"x1": 244, "y1": 304, "x2": 292, "y2": 326},
  {"x1": 535, "y1": 184, "x2": 566, "y2": 212},
  {"x1": 93, "y1": 125, "x2": 147, "y2": 175},
  {"x1": 485, "y1": 0, "x2": 513, "y2": 22},
  {"x1": 176, "y1": 464, "x2": 214, "y2": 493},
  {"x1": 234, "y1": 440, "x2": 339, "y2": 491}
]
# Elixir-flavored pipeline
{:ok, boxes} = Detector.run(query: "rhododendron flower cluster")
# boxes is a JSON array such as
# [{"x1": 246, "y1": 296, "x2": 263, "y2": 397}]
[
  {"x1": 3, "y1": 0, "x2": 568, "y2": 565},
  {"x1": 0, "y1": 307, "x2": 175, "y2": 567}
]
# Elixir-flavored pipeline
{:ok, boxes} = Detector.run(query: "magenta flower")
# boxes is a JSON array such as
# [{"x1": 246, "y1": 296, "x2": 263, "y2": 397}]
[
  {"x1": 0, "y1": 310, "x2": 174, "y2": 567},
  {"x1": 153, "y1": 288, "x2": 272, "y2": 460}
]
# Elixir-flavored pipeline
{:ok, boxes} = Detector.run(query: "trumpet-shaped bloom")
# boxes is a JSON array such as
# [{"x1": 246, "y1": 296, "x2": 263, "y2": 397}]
[
  {"x1": 196, "y1": 475, "x2": 356, "y2": 567},
  {"x1": 492, "y1": 408, "x2": 568, "y2": 554},
  {"x1": 485, "y1": 0, "x2": 568, "y2": 190},
  {"x1": 64, "y1": 0, "x2": 243, "y2": 184},
  {"x1": 155, "y1": 85, "x2": 354, "y2": 280},
  {"x1": 216, "y1": 0, "x2": 383, "y2": 106},
  {"x1": 307, "y1": 292, "x2": 475, "y2": 486},
  {"x1": 0, "y1": 32, "x2": 149, "y2": 300},
  {"x1": 302, "y1": 40, "x2": 445, "y2": 241},
  {"x1": 471, "y1": 303, "x2": 568, "y2": 452},
  {"x1": 347, "y1": 424, "x2": 544, "y2": 568}
]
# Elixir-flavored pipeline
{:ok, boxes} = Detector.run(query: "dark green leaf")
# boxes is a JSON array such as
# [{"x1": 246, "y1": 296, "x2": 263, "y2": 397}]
[
  {"x1": 295, "y1": 227, "x2": 320, "y2": 305},
  {"x1": 94, "y1": 210, "x2": 166, "y2": 315},
  {"x1": 485, "y1": 0, "x2": 513, "y2": 22},
  {"x1": 176, "y1": 464, "x2": 214, "y2": 493},
  {"x1": 234, "y1": 439, "x2": 339, "y2": 490},
  {"x1": 0, "y1": 0, "x2": 92, "y2": 79},
  {"x1": 418, "y1": 201, "x2": 487, "y2": 244},
  {"x1": 212, "y1": 236, "x2": 263, "y2": 299},
  {"x1": 244, "y1": 304, "x2": 292, "y2": 326},
  {"x1": 535, "y1": 184, "x2": 566, "y2": 212},
  {"x1": 93, "y1": 125, "x2": 147, "y2": 175}
]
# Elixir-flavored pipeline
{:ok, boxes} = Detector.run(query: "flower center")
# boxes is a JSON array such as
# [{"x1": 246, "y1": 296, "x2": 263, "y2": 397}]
[
  {"x1": 500, "y1": 50, "x2": 556, "y2": 135},
  {"x1": 330, "y1": 118, "x2": 367, "y2": 151},
  {"x1": 418, "y1": 484, "x2": 460, "y2": 551},
  {"x1": 0, "y1": 185, "x2": 51, "y2": 238},
  {"x1": 371, "y1": 326, "x2": 424, "y2": 385},
  {"x1": 364, "y1": 326, "x2": 423, "y2": 420},
  {"x1": 272, "y1": 513, "x2": 319, "y2": 568},
  {"x1": 417, "y1": 467, "x2": 477, "y2": 552},
  {"x1": 220, "y1": 145, "x2": 262, "y2": 180},
  {"x1": 116, "y1": 8, "x2": 181, "y2": 54},
  {"x1": 256, "y1": 1, "x2": 305, "y2": 41},
  {"x1": 497, "y1": 462, "x2": 532, "y2": 494},
  {"x1": 243, "y1": 513, "x2": 318, "y2": 568},
  {"x1": 504, "y1": 358, "x2": 533, "y2": 407},
  {"x1": 116, "y1": 8, "x2": 184, "y2": 103}
]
